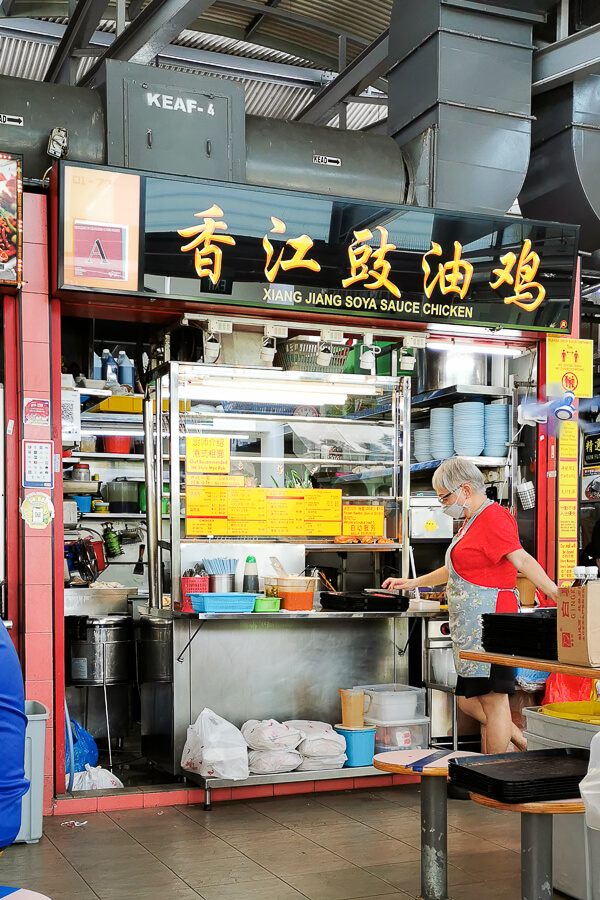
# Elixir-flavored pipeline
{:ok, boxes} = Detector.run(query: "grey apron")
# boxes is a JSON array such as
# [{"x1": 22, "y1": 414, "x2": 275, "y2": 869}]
[{"x1": 445, "y1": 500, "x2": 518, "y2": 679}]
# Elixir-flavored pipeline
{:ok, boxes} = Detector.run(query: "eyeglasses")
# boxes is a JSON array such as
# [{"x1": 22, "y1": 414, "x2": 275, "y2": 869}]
[{"x1": 437, "y1": 484, "x2": 464, "y2": 503}]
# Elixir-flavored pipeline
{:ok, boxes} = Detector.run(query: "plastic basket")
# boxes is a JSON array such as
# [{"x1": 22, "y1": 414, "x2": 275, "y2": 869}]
[
  {"x1": 181, "y1": 576, "x2": 209, "y2": 601},
  {"x1": 277, "y1": 338, "x2": 349, "y2": 374},
  {"x1": 541, "y1": 701, "x2": 600, "y2": 726},
  {"x1": 189, "y1": 592, "x2": 256, "y2": 613},
  {"x1": 254, "y1": 596, "x2": 281, "y2": 612}
]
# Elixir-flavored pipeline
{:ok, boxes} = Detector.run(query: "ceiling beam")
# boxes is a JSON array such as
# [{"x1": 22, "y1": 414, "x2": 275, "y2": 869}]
[
  {"x1": 533, "y1": 20, "x2": 600, "y2": 93},
  {"x1": 44, "y1": 0, "x2": 108, "y2": 83},
  {"x1": 128, "y1": 0, "x2": 145, "y2": 19},
  {"x1": 80, "y1": 0, "x2": 218, "y2": 83},
  {"x1": 219, "y1": 0, "x2": 369, "y2": 47},
  {"x1": 295, "y1": 29, "x2": 389, "y2": 125},
  {"x1": 244, "y1": 0, "x2": 281, "y2": 43}
]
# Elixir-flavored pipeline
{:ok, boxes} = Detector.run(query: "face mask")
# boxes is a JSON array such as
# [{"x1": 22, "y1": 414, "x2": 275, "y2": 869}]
[{"x1": 441, "y1": 485, "x2": 469, "y2": 519}]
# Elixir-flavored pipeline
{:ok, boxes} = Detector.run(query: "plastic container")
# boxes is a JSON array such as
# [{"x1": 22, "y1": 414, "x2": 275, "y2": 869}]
[
  {"x1": 189, "y1": 592, "x2": 256, "y2": 614},
  {"x1": 264, "y1": 575, "x2": 317, "y2": 611},
  {"x1": 140, "y1": 483, "x2": 169, "y2": 513},
  {"x1": 367, "y1": 717, "x2": 431, "y2": 753},
  {"x1": 103, "y1": 478, "x2": 139, "y2": 513},
  {"x1": 523, "y1": 708, "x2": 600, "y2": 900},
  {"x1": 103, "y1": 435, "x2": 132, "y2": 454},
  {"x1": 254, "y1": 596, "x2": 281, "y2": 612},
  {"x1": 15, "y1": 701, "x2": 50, "y2": 843},
  {"x1": 334, "y1": 725, "x2": 376, "y2": 767},
  {"x1": 181, "y1": 576, "x2": 209, "y2": 604},
  {"x1": 73, "y1": 494, "x2": 92, "y2": 513},
  {"x1": 243, "y1": 556, "x2": 260, "y2": 593},
  {"x1": 354, "y1": 684, "x2": 426, "y2": 721},
  {"x1": 541, "y1": 702, "x2": 600, "y2": 726},
  {"x1": 209, "y1": 573, "x2": 235, "y2": 593},
  {"x1": 117, "y1": 351, "x2": 135, "y2": 388},
  {"x1": 340, "y1": 689, "x2": 371, "y2": 728},
  {"x1": 101, "y1": 349, "x2": 118, "y2": 381},
  {"x1": 71, "y1": 463, "x2": 91, "y2": 482}
]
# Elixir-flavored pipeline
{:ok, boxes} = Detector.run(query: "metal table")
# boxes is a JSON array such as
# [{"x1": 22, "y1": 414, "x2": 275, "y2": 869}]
[
  {"x1": 470, "y1": 793, "x2": 585, "y2": 900},
  {"x1": 373, "y1": 749, "x2": 479, "y2": 900}
]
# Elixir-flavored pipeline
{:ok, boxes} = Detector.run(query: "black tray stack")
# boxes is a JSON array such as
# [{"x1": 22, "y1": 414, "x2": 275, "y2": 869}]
[{"x1": 481, "y1": 609, "x2": 558, "y2": 660}]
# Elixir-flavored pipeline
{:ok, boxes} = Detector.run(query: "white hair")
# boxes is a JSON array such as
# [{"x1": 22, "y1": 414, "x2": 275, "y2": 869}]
[{"x1": 432, "y1": 457, "x2": 486, "y2": 496}]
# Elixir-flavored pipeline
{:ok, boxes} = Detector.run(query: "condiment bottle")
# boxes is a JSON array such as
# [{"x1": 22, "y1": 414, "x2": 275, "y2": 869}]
[
  {"x1": 91, "y1": 475, "x2": 104, "y2": 512},
  {"x1": 242, "y1": 555, "x2": 260, "y2": 593},
  {"x1": 572, "y1": 566, "x2": 587, "y2": 586},
  {"x1": 585, "y1": 566, "x2": 599, "y2": 582}
]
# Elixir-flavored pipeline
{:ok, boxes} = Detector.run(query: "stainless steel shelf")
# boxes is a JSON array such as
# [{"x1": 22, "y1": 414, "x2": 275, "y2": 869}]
[
  {"x1": 188, "y1": 765, "x2": 385, "y2": 790},
  {"x1": 67, "y1": 452, "x2": 145, "y2": 460},
  {"x1": 180, "y1": 539, "x2": 401, "y2": 550},
  {"x1": 410, "y1": 456, "x2": 508, "y2": 472},
  {"x1": 191, "y1": 609, "x2": 434, "y2": 620},
  {"x1": 411, "y1": 383, "x2": 511, "y2": 409}
]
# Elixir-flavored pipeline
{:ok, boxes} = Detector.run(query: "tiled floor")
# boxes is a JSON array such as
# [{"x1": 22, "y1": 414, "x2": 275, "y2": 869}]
[{"x1": 0, "y1": 785, "x2": 571, "y2": 900}]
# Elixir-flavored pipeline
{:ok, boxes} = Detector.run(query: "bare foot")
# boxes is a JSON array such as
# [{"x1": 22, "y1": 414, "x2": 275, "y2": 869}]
[{"x1": 511, "y1": 725, "x2": 527, "y2": 751}]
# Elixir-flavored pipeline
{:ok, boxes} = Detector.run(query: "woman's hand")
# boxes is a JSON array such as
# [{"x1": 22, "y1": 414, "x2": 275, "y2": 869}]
[{"x1": 382, "y1": 577, "x2": 419, "y2": 591}]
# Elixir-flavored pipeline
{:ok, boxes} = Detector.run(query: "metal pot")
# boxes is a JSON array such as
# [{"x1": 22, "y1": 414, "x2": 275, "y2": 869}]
[
  {"x1": 137, "y1": 614, "x2": 173, "y2": 683},
  {"x1": 67, "y1": 614, "x2": 132, "y2": 685},
  {"x1": 416, "y1": 348, "x2": 487, "y2": 393}
]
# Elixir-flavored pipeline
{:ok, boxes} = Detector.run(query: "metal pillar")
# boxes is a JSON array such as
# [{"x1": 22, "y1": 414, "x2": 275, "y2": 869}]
[
  {"x1": 521, "y1": 813, "x2": 553, "y2": 900},
  {"x1": 420, "y1": 775, "x2": 448, "y2": 900},
  {"x1": 144, "y1": 392, "x2": 159, "y2": 609}
]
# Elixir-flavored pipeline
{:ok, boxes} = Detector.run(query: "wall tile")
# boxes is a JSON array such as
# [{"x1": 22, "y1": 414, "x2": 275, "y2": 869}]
[
  {"x1": 143, "y1": 790, "x2": 189, "y2": 808},
  {"x1": 21, "y1": 341, "x2": 50, "y2": 392},
  {"x1": 23, "y1": 194, "x2": 48, "y2": 245},
  {"x1": 24, "y1": 631, "x2": 53, "y2": 682},
  {"x1": 24, "y1": 679, "x2": 53, "y2": 713},
  {"x1": 22, "y1": 246, "x2": 49, "y2": 295},
  {"x1": 273, "y1": 782, "x2": 314, "y2": 797},
  {"x1": 24, "y1": 541, "x2": 53, "y2": 587},
  {"x1": 231, "y1": 785, "x2": 273, "y2": 801},
  {"x1": 98, "y1": 794, "x2": 145, "y2": 812},
  {"x1": 314, "y1": 779, "x2": 350, "y2": 793},
  {"x1": 25, "y1": 583, "x2": 54, "y2": 632},
  {"x1": 53, "y1": 797, "x2": 99, "y2": 815}
]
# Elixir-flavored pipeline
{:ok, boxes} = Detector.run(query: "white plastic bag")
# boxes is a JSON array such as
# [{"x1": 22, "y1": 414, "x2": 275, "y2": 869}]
[
  {"x1": 242, "y1": 719, "x2": 304, "y2": 751},
  {"x1": 70, "y1": 764, "x2": 124, "y2": 791},
  {"x1": 297, "y1": 753, "x2": 347, "y2": 772},
  {"x1": 581, "y1": 731, "x2": 600, "y2": 831},
  {"x1": 181, "y1": 708, "x2": 249, "y2": 780},
  {"x1": 284, "y1": 720, "x2": 346, "y2": 758},
  {"x1": 248, "y1": 749, "x2": 302, "y2": 774}
]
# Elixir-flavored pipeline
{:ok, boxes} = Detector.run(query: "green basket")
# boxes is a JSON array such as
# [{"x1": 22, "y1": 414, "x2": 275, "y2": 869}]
[
  {"x1": 254, "y1": 596, "x2": 281, "y2": 612},
  {"x1": 277, "y1": 338, "x2": 349, "y2": 373}
]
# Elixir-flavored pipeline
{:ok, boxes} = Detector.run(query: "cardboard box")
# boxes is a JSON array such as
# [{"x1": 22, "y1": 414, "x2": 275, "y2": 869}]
[{"x1": 558, "y1": 583, "x2": 600, "y2": 666}]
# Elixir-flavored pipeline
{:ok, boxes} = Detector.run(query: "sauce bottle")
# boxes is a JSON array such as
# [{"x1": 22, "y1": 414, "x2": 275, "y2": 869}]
[{"x1": 243, "y1": 555, "x2": 260, "y2": 593}]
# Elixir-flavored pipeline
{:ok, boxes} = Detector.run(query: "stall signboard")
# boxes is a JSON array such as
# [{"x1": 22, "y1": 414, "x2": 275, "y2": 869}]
[
  {"x1": 582, "y1": 466, "x2": 600, "y2": 502},
  {"x1": 185, "y1": 436, "x2": 230, "y2": 475},
  {"x1": 584, "y1": 432, "x2": 600, "y2": 468},
  {"x1": 546, "y1": 336, "x2": 593, "y2": 398},
  {"x1": 557, "y1": 420, "x2": 579, "y2": 586},
  {"x1": 342, "y1": 505, "x2": 385, "y2": 537},
  {"x1": 185, "y1": 486, "x2": 345, "y2": 537},
  {"x1": 0, "y1": 153, "x2": 22, "y2": 286},
  {"x1": 58, "y1": 162, "x2": 579, "y2": 333}
]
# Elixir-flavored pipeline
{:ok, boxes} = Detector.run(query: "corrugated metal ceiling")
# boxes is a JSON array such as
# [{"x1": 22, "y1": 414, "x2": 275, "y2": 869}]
[{"x1": 0, "y1": 1, "x2": 392, "y2": 128}]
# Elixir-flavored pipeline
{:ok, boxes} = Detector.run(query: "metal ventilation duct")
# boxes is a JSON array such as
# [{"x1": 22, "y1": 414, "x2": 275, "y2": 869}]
[
  {"x1": 519, "y1": 74, "x2": 600, "y2": 253},
  {"x1": 245, "y1": 115, "x2": 408, "y2": 204},
  {"x1": 387, "y1": 0, "x2": 539, "y2": 216}
]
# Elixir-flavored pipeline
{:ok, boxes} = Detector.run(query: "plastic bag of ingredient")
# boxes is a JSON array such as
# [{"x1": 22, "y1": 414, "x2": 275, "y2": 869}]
[
  {"x1": 248, "y1": 749, "x2": 302, "y2": 775},
  {"x1": 283, "y1": 720, "x2": 346, "y2": 758},
  {"x1": 181, "y1": 708, "x2": 249, "y2": 780},
  {"x1": 581, "y1": 732, "x2": 600, "y2": 831},
  {"x1": 297, "y1": 753, "x2": 347, "y2": 771},
  {"x1": 70, "y1": 764, "x2": 124, "y2": 791},
  {"x1": 65, "y1": 719, "x2": 98, "y2": 774},
  {"x1": 242, "y1": 718, "x2": 304, "y2": 751},
  {"x1": 542, "y1": 673, "x2": 595, "y2": 705}
]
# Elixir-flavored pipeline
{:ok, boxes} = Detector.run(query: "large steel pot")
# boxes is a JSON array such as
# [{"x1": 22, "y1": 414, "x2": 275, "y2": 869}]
[
  {"x1": 137, "y1": 615, "x2": 173, "y2": 683},
  {"x1": 67, "y1": 614, "x2": 132, "y2": 685},
  {"x1": 416, "y1": 348, "x2": 487, "y2": 393}
]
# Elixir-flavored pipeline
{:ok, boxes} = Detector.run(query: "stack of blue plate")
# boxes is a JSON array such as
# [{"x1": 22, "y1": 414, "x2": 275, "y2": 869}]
[
  {"x1": 430, "y1": 408, "x2": 454, "y2": 460},
  {"x1": 414, "y1": 428, "x2": 433, "y2": 462},
  {"x1": 453, "y1": 402, "x2": 485, "y2": 457},
  {"x1": 484, "y1": 405, "x2": 510, "y2": 457}
]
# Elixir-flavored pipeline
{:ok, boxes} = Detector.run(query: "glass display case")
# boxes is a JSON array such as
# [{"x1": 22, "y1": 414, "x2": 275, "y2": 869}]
[{"x1": 145, "y1": 362, "x2": 411, "y2": 611}]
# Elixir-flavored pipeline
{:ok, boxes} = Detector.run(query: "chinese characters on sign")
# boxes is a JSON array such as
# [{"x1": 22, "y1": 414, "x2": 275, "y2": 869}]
[
  {"x1": 185, "y1": 436, "x2": 231, "y2": 475},
  {"x1": 178, "y1": 206, "x2": 550, "y2": 312}
]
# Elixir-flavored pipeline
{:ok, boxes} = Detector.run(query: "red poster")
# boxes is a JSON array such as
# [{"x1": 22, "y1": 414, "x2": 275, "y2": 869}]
[{"x1": 73, "y1": 220, "x2": 128, "y2": 281}]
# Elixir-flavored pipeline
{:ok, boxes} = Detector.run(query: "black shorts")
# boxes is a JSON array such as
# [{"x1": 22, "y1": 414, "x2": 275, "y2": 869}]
[{"x1": 455, "y1": 664, "x2": 515, "y2": 698}]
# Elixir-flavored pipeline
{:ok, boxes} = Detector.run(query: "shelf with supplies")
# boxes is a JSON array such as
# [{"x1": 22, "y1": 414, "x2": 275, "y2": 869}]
[{"x1": 410, "y1": 456, "x2": 508, "y2": 472}]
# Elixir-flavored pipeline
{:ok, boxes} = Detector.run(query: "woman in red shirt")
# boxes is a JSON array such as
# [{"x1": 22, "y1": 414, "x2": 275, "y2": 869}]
[{"x1": 384, "y1": 457, "x2": 558, "y2": 754}]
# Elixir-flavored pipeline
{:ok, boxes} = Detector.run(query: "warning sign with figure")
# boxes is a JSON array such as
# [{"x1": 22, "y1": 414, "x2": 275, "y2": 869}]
[
  {"x1": 546, "y1": 336, "x2": 593, "y2": 398},
  {"x1": 73, "y1": 220, "x2": 128, "y2": 281}
]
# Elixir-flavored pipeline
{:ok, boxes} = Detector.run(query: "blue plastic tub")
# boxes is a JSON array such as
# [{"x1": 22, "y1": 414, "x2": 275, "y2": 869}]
[
  {"x1": 334, "y1": 725, "x2": 376, "y2": 767},
  {"x1": 189, "y1": 592, "x2": 256, "y2": 614},
  {"x1": 73, "y1": 494, "x2": 92, "y2": 513}
]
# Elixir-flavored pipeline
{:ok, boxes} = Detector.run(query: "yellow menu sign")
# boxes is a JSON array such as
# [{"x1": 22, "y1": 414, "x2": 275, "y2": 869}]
[
  {"x1": 546, "y1": 336, "x2": 593, "y2": 398},
  {"x1": 559, "y1": 420, "x2": 578, "y2": 460},
  {"x1": 187, "y1": 474, "x2": 244, "y2": 487},
  {"x1": 186, "y1": 436, "x2": 230, "y2": 475},
  {"x1": 185, "y1": 486, "x2": 343, "y2": 537},
  {"x1": 558, "y1": 501, "x2": 578, "y2": 541},
  {"x1": 557, "y1": 541, "x2": 578, "y2": 583},
  {"x1": 342, "y1": 506, "x2": 385, "y2": 537},
  {"x1": 558, "y1": 459, "x2": 578, "y2": 500}
]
